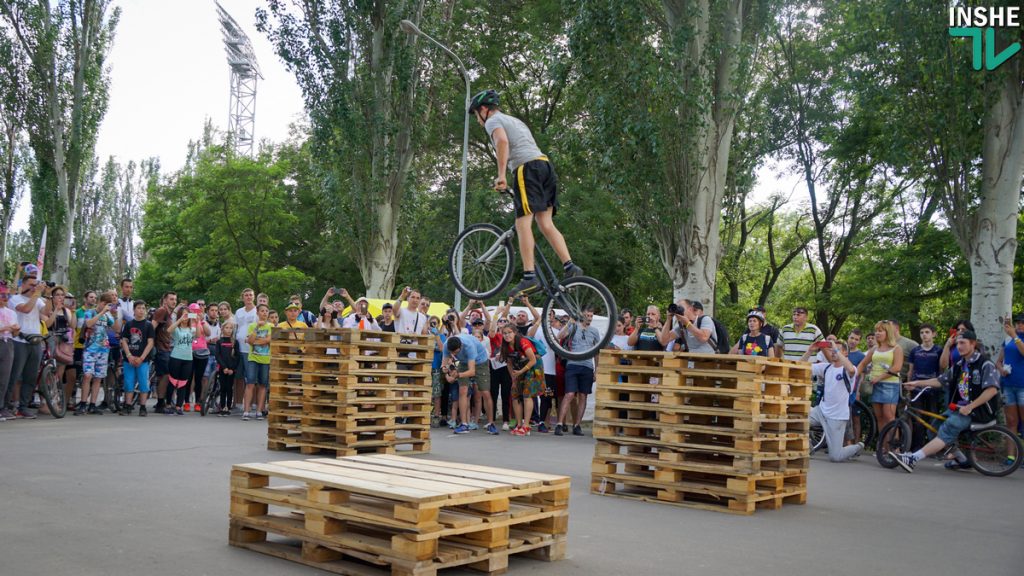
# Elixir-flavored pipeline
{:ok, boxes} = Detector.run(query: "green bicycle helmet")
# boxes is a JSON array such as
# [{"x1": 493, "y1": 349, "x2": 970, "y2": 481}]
[{"x1": 468, "y1": 89, "x2": 500, "y2": 115}]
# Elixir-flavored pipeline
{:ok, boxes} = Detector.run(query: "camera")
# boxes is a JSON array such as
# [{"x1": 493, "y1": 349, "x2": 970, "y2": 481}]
[
  {"x1": 667, "y1": 303, "x2": 683, "y2": 315},
  {"x1": 45, "y1": 281, "x2": 56, "y2": 288}
]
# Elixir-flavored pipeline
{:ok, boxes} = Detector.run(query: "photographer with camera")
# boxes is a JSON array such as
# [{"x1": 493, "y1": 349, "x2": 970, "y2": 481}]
[
  {"x1": 443, "y1": 333, "x2": 493, "y2": 435},
  {"x1": 8, "y1": 267, "x2": 49, "y2": 418},
  {"x1": 661, "y1": 299, "x2": 716, "y2": 354},
  {"x1": 340, "y1": 292, "x2": 380, "y2": 331},
  {"x1": 627, "y1": 305, "x2": 665, "y2": 351},
  {"x1": 810, "y1": 340, "x2": 864, "y2": 462}
]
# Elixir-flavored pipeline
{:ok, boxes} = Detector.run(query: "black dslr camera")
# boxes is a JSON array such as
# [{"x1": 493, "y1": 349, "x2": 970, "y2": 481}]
[{"x1": 667, "y1": 303, "x2": 683, "y2": 315}]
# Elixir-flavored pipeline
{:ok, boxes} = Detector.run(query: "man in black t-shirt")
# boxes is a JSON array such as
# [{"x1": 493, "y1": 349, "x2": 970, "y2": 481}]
[
  {"x1": 379, "y1": 303, "x2": 396, "y2": 332},
  {"x1": 120, "y1": 301, "x2": 156, "y2": 416}
]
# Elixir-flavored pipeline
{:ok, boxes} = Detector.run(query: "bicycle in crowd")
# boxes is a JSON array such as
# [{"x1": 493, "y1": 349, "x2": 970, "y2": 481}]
[
  {"x1": 26, "y1": 333, "x2": 67, "y2": 419},
  {"x1": 809, "y1": 379, "x2": 877, "y2": 454},
  {"x1": 449, "y1": 190, "x2": 616, "y2": 360},
  {"x1": 875, "y1": 387, "x2": 1022, "y2": 476}
]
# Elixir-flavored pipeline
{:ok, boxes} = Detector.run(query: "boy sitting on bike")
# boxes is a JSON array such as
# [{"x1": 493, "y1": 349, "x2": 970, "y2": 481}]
[
  {"x1": 892, "y1": 331, "x2": 1001, "y2": 473},
  {"x1": 810, "y1": 340, "x2": 864, "y2": 462},
  {"x1": 469, "y1": 89, "x2": 582, "y2": 297}
]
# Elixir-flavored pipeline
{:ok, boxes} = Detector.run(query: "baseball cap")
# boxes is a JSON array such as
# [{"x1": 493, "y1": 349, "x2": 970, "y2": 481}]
[
  {"x1": 355, "y1": 296, "x2": 369, "y2": 305},
  {"x1": 22, "y1": 264, "x2": 38, "y2": 278},
  {"x1": 1013, "y1": 314, "x2": 1024, "y2": 324},
  {"x1": 188, "y1": 303, "x2": 202, "y2": 313},
  {"x1": 285, "y1": 303, "x2": 301, "y2": 311},
  {"x1": 382, "y1": 303, "x2": 393, "y2": 310},
  {"x1": 958, "y1": 330, "x2": 978, "y2": 341}
]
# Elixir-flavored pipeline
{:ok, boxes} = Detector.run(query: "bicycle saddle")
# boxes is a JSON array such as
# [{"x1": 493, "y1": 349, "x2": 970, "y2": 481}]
[
  {"x1": 969, "y1": 419, "x2": 997, "y2": 431},
  {"x1": 25, "y1": 334, "x2": 46, "y2": 345}
]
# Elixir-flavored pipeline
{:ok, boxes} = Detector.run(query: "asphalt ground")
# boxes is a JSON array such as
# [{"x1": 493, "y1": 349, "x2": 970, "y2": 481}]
[{"x1": 1, "y1": 412, "x2": 1022, "y2": 576}]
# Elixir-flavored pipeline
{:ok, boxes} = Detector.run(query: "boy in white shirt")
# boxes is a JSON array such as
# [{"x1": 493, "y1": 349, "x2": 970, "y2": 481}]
[{"x1": 810, "y1": 340, "x2": 864, "y2": 462}]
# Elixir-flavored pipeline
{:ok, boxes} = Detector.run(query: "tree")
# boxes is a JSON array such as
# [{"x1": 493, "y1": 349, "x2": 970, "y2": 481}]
[
  {"x1": 136, "y1": 137, "x2": 311, "y2": 308},
  {"x1": 569, "y1": 0, "x2": 776, "y2": 313},
  {"x1": 0, "y1": 25, "x2": 31, "y2": 270},
  {"x1": 256, "y1": 0, "x2": 430, "y2": 298},
  {"x1": 0, "y1": 0, "x2": 119, "y2": 284},
  {"x1": 835, "y1": 0, "x2": 1024, "y2": 351}
]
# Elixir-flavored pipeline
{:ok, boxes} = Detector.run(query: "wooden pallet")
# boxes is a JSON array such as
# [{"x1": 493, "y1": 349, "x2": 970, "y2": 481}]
[{"x1": 230, "y1": 455, "x2": 569, "y2": 576}]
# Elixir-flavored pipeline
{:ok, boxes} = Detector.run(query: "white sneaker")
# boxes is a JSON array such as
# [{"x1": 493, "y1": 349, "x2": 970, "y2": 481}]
[
  {"x1": 501, "y1": 422, "x2": 510, "y2": 431},
  {"x1": 242, "y1": 412, "x2": 251, "y2": 421}
]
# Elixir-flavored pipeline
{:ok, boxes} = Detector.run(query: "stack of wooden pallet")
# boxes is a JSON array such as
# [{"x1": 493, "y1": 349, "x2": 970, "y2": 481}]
[
  {"x1": 268, "y1": 328, "x2": 433, "y2": 457},
  {"x1": 591, "y1": 351, "x2": 812, "y2": 515},
  {"x1": 229, "y1": 455, "x2": 570, "y2": 576}
]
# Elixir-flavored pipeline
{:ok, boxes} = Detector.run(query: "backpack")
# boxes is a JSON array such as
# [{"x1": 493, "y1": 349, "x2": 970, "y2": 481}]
[
  {"x1": 525, "y1": 335, "x2": 548, "y2": 357},
  {"x1": 698, "y1": 315, "x2": 731, "y2": 354}
]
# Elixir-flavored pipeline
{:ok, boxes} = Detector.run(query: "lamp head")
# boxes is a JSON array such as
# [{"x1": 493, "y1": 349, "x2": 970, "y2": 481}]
[{"x1": 399, "y1": 20, "x2": 420, "y2": 35}]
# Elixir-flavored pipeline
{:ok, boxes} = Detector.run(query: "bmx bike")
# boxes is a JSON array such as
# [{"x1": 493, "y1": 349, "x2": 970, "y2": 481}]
[{"x1": 26, "y1": 333, "x2": 66, "y2": 418}]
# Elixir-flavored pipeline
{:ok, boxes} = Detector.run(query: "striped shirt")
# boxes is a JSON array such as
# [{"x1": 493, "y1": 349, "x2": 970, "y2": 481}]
[{"x1": 779, "y1": 323, "x2": 823, "y2": 361}]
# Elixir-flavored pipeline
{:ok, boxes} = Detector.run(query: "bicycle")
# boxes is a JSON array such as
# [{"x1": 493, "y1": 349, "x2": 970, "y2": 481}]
[
  {"x1": 26, "y1": 333, "x2": 66, "y2": 419},
  {"x1": 876, "y1": 387, "x2": 1022, "y2": 476},
  {"x1": 809, "y1": 381, "x2": 877, "y2": 453},
  {"x1": 448, "y1": 191, "x2": 616, "y2": 360}
]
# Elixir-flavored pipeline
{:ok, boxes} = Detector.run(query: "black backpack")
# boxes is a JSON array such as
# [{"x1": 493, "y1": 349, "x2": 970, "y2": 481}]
[{"x1": 698, "y1": 315, "x2": 731, "y2": 354}]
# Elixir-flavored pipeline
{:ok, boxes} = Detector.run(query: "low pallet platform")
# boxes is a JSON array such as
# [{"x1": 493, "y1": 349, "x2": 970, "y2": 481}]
[{"x1": 230, "y1": 455, "x2": 569, "y2": 576}]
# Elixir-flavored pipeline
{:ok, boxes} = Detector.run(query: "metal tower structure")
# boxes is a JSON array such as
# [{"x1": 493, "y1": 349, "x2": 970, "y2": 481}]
[{"x1": 216, "y1": 1, "x2": 262, "y2": 156}]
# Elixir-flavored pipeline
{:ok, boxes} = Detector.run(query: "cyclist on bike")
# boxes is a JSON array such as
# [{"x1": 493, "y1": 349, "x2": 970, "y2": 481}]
[
  {"x1": 891, "y1": 330, "x2": 1001, "y2": 473},
  {"x1": 468, "y1": 89, "x2": 583, "y2": 297}
]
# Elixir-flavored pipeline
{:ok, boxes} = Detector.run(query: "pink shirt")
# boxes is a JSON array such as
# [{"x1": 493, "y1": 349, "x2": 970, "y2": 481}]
[{"x1": 0, "y1": 307, "x2": 17, "y2": 341}]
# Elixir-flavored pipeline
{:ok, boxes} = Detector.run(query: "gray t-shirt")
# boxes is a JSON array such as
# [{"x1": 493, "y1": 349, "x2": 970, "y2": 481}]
[
  {"x1": 484, "y1": 112, "x2": 544, "y2": 171},
  {"x1": 674, "y1": 316, "x2": 717, "y2": 354},
  {"x1": 566, "y1": 325, "x2": 602, "y2": 369}
]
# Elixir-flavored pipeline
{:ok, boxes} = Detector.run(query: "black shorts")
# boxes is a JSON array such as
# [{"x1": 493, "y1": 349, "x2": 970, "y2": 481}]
[
  {"x1": 73, "y1": 348, "x2": 84, "y2": 372},
  {"x1": 512, "y1": 158, "x2": 558, "y2": 218}
]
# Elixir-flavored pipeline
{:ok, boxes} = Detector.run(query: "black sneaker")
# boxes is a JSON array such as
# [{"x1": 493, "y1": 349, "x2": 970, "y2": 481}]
[
  {"x1": 87, "y1": 404, "x2": 102, "y2": 415},
  {"x1": 554, "y1": 424, "x2": 564, "y2": 436},
  {"x1": 73, "y1": 404, "x2": 87, "y2": 416},
  {"x1": 572, "y1": 424, "x2": 584, "y2": 436},
  {"x1": 507, "y1": 276, "x2": 540, "y2": 297},
  {"x1": 138, "y1": 406, "x2": 148, "y2": 417},
  {"x1": 564, "y1": 264, "x2": 584, "y2": 278}
]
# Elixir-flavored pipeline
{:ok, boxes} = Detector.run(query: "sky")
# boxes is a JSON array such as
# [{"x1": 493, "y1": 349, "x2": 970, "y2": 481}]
[
  {"x1": 11, "y1": 1, "x2": 801, "y2": 232},
  {"x1": 12, "y1": 0, "x2": 307, "y2": 231}
]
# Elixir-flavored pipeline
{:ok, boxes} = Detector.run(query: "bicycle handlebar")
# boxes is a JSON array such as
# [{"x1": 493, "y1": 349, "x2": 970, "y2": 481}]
[{"x1": 906, "y1": 386, "x2": 930, "y2": 403}]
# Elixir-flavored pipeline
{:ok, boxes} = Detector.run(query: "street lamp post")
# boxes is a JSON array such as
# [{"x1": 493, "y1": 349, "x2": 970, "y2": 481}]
[{"x1": 399, "y1": 20, "x2": 470, "y2": 311}]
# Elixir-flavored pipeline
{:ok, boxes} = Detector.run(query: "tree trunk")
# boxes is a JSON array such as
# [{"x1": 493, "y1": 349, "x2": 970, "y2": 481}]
[
  {"x1": 968, "y1": 72, "x2": 1024, "y2": 355},
  {"x1": 361, "y1": 200, "x2": 399, "y2": 298}
]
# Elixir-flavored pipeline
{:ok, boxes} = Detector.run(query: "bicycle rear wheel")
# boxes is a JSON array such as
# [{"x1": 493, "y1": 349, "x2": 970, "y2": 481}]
[
  {"x1": 875, "y1": 420, "x2": 911, "y2": 468},
  {"x1": 449, "y1": 223, "x2": 514, "y2": 300},
  {"x1": 967, "y1": 425, "x2": 1023, "y2": 477},
  {"x1": 40, "y1": 365, "x2": 66, "y2": 419},
  {"x1": 809, "y1": 425, "x2": 826, "y2": 455},
  {"x1": 855, "y1": 400, "x2": 877, "y2": 447},
  {"x1": 201, "y1": 379, "x2": 219, "y2": 416},
  {"x1": 103, "y1": 374, "x2": 121, "y2": 414},
  {"x1": 541, "y1": 276, "x2": 616, "y2": 361}
]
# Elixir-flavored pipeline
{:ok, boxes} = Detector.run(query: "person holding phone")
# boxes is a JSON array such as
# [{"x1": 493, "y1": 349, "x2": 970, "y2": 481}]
[
  {"x1": 627, "y1": 305, "x2": 664, "y2": 351},
  {"x1": 996, "y1": 314, "x2": 1024, "y2": 436},
  {"x1": 75, "y1": 292, "x2": 119, "y2": 415},
  {"x1": 166, "y1": 305, "x2": 199, "y2": 415}
]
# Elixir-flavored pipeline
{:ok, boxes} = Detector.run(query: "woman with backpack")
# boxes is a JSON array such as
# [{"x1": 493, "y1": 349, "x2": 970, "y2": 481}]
[
  {"x1": 499, "y1": 323, "x2": 546, "y2": 437},
  {"x1": 730, "y1": 310, "x2": 776, "y2": 357}
]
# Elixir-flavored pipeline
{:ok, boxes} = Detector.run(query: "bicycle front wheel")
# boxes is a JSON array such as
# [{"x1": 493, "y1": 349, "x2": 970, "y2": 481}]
[
  {"x1": 542, "y1": 276, "x2": 616, "y2": 361},
  {"x1": 449, "y1": 223, "x2": 514, "y2": 300},
  {"x1": 809, "y1": 425, "x2": 826, "y2": 455},
  {"x1": 875, "y1": 420, "x2": 911, "y2": 468},
  {"x1": 967, "y1": 425, "x2": 1023, "y2": 477},
  {"x1": 40, "y1": 365, "x2": 66, "y2": 419}
]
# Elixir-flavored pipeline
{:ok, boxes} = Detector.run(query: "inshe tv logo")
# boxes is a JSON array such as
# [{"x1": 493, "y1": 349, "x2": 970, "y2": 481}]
[{"x1": 949, "y1": 6, "x2": 1021, "y2": 71}]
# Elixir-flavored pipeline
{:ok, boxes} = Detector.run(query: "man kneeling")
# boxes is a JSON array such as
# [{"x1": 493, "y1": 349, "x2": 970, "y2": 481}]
[{"x1": 811, "y1": 340, "x2": 864, "y2": 462}]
